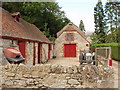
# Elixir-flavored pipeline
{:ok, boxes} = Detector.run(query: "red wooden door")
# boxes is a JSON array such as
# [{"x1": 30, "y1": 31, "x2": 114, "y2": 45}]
[
  {"x1": 64, "y1": 44, "x2": 76, "y2": 57},
  {"x1": 18, "y1": 41, "x2": 26, "y2": 58}
]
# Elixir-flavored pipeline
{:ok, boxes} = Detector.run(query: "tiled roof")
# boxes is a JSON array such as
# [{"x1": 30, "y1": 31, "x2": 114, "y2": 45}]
[
  {"x1": 1, "y1": 8, "x2": 51, "y2": 43},
  {"x1": 64, "y1": 25, "x2": 75, "y2": 31},
  {"x1": 57, "y1": 22, "x2": 90, "y2": 43},
  {"x1": 57, "y1": 22, "x2": 85, "y2": 38}
]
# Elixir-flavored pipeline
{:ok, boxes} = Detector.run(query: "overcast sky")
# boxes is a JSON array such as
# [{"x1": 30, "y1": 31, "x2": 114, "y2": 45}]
[{"x1": 56, "y1": 0, "x2": 107, "y2": 33}]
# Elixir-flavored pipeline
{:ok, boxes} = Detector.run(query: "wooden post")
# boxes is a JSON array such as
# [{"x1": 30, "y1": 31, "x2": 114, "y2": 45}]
[{"x1": 95, "y1": 47, "x2": 111, "y2": 66}]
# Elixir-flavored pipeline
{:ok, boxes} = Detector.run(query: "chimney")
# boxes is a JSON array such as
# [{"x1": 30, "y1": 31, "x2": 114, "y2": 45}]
[{"x1": 11, "y1": 12, "x2": 21, "y2": 22}]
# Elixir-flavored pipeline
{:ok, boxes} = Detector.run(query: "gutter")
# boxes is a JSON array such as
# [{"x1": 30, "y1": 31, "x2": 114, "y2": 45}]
[{"x1": 0, "y1": 35, "x2": 52, "y2": 44}]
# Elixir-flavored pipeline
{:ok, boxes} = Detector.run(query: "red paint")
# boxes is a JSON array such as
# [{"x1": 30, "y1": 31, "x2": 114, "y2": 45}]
[
  {"x1": 64, "y1": 44, "x2": 76, "y2": 57},
  {"x1": 4, "y1": 48, "x2": 21, "y2": 58},
  {"x1": 48, "y1": 44, "x2": 51, "y2": 60},
  {"x1": 18, "y1": 41, "x2": 26, "y2": 58},
  {"x1": 86, "y1": 44, "x2": 89, "y2": 46},
  {"x1": 109, "y1": 59, "x2": 112, "y2": 66},
  {"x1": 49, "y1": 44, "x2": 52, "y2": 50},
  {"x1": 33, "y1": 42, "x2": 36, "y2": 65},
  {"x1": 38, "y1": 43, "x2": 41, "y2": 64},
  {"x1": 1, "y1": 36, "x2": 52, "y2": 44}
]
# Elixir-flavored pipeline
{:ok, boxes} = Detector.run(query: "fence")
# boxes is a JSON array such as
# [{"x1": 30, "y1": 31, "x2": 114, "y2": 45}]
[{"x1": 95, "y1": 47, "x2": 111, "y2": 66}]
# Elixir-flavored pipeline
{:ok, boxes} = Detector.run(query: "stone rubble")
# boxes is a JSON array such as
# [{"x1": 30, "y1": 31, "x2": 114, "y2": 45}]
[{"x1": 0, "y1": 64, "x2": 114, "y2": 88}]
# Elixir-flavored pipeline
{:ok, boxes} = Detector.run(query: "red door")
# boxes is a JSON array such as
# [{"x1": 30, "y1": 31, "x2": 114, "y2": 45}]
[
  {"x1": 64, "y1": 44, "x2": 76, "y2": 57},
  {"x1": 18, "y1": 41, "x2": 26, "y2": 58}
]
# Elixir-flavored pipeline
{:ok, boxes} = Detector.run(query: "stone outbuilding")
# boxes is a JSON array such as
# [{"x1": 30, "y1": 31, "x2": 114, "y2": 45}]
[
  {"x1": 0, "y1": 8, "x2": 53, "y2": 65},
  {"x1": 55, "y1": 22, "x2": 90, "y2": 58}
]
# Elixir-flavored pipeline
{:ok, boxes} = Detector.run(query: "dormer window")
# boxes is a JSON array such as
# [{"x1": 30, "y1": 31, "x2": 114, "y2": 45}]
[
  {"x1": 11, "y1": 12, "x2": 21, "y2": 22},
  {"x1": 66, "y1": 33, "x2": 74, "y2": 41}
]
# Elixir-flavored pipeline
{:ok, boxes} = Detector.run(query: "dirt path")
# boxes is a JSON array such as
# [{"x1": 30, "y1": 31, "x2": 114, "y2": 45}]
[
  {"x1": 47, "y1": 57, "x2": 80, "y2": 66},
  {"x1": 112, "y1": 60, "x2": 120, "y2": 89}
]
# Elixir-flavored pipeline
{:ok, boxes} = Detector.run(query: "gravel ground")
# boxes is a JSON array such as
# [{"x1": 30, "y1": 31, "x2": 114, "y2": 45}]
[
  {"x1": 47, "y1": 57, "x2": 80, "y2": 66},
  {"x1": 112, "y1": 60, "x2": 120, "y2": 89}
]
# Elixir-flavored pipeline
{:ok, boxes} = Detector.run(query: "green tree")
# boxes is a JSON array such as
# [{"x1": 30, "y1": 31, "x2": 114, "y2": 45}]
[
  {"x1": 94, "y1": 0, "x2": 107, "y2": 44},
  {"x1": 79, "y1": 20, "x2": 85, "y2": 32},
  {"x1": 104, "y1": 0, "x2": 120, "y2": 43}
]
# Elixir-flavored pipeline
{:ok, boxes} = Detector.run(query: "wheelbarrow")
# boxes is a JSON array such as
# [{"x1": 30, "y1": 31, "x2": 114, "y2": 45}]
[{"x1": 3, "y1": 48, "x2": 25, "y2": 64}]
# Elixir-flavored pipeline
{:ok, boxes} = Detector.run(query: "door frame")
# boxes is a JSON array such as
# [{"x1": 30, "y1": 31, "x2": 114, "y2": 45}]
[{"x1": 18, "y1": 41, "x2": 26, "y2": 58}]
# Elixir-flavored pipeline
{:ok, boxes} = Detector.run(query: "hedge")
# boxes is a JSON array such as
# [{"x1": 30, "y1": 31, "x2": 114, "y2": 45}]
[
  {"x1": 91, "y1": 43, "x2": 120, "y2": 61},
  {"x1": 112, "y1": 46, "x2": 120, "y2": 61},
  {"x1": 91, "y1": 43, "x2": 120, "y2": 47}
]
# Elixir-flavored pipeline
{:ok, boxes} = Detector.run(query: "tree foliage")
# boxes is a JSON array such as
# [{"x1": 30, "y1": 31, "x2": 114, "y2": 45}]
[
  {"x1": 105, "y1": 0, "x2": 120, "y2": 43},
  {"x1": 92, "y1": 0, "x2": 120, "y2": 44},
  {"x1": 79, "y1": 20, "x2": 85, "y2": 32},
  {"x1": 2, "y1": 2, "x2": 70, "y2": 41},
  {"x1": 93, "y1": 1, "x2": 107, "y2": 44}
]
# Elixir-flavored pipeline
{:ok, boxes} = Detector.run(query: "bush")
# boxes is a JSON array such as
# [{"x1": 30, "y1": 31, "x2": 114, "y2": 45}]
[
  {"x1": 91, "y1": 43, "x2": 120, "y2": 61},
  {"x1": 112, "y1": 46, "x2": 120, "y2": 61}
]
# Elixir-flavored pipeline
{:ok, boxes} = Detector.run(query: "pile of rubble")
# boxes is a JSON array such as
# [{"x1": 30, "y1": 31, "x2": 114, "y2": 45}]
[{"x1": 1, "y1": 64, "x2": 114, "y2": 88}]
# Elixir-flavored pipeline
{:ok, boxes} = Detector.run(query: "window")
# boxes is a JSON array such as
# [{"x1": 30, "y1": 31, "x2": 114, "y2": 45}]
[{"x1": 66, "y1": 33, "x2": 74, "y2": 41}]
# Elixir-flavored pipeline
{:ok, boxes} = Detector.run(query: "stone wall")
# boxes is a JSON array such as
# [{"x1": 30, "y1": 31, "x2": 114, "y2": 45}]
[
  {"x1": 41, "y1": 44, "x2": 49, "y2": 63},
  {"x1": 0, "y1": 38, "x2": 52, "y2": 65},
  {"x1": 24, "y1": 42, "x2": 51, "y2": 65},
  {"x1": 35, "y1": 42, "x2": 38, "y2": 64},
  {"x1": 1, "y1": 64, "x2": 114, "y2": 88},
  {"x1": 55, "y1": 31, "x2": 89, "y2": 58},
  {"x1": 0, "y1": 38, "x2": 3, "y2": 65},
  {"x1": 0, "y1": 38, "x2": 18, "y2": 65},
  {"x1": 26, "y1": 41, "x2": 34, "y2": 65},
  {"x1": 50, "y1": 44, "x2": 54, "y2": 59}
]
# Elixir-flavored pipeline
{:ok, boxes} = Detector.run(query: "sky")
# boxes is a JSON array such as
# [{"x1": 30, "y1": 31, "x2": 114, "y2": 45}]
[{"x1": 56, "y1": 0, "x2": 107, "y2": 34}]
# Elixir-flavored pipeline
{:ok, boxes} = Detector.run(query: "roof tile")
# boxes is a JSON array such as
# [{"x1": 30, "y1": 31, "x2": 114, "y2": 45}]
[{"x1": 1, "y1": 8, "x2": 51, "y2": 43}]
